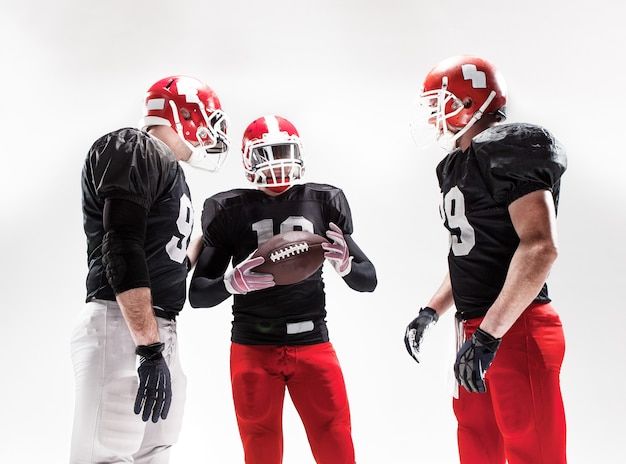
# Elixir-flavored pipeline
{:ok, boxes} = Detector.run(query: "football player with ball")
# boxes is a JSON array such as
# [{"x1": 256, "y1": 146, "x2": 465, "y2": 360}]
[{"x1": 189, "y1": 115, "x2": 377, "y2": 464}]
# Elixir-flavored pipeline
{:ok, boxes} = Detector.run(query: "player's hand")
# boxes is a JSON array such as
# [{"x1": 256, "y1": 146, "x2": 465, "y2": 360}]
[
  {"x1": 134, "y1": 343, "x2": 172, "y2": 423},
  {"x1": 454, "y1": 327, "x2": 502, "y2": 393},
  {"x1": 322, "y1": 222, "x2": 353, "y2": 276},
  {"x1": 224, "y1": 252, "x2": 275, "y2": 294},
  {"x1": 404, "y1": 307, "x2": 438, "y2": 363}
]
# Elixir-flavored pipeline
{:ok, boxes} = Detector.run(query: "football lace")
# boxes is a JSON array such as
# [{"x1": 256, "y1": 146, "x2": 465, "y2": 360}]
[{"x1": 269, "y1": 242, "x2": 310, "y2": 262}]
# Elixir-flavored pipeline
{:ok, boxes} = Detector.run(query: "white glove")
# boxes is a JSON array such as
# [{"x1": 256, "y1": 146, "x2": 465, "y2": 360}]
[
  {"x1": 224, "y1": 253, "x2": 275, "y2": 294},
  {"x1": 322, "y1": 222, "x2": 353, "y2": 277}
]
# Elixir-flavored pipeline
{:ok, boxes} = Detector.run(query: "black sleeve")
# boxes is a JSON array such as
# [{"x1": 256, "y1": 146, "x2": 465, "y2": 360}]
[
  {"x1": 103, "y1": 197, "x2": 148, "y2": 238},
  {"x1": 188, "y1": 245, "x2": 233, "y2": 308},
  {"x1": 342, "y1": 234, "x2": 377, "y2": 292},
  {"x1": 326, "y1": 187, "x2": 354, "y2": 235},
  {"x1": 101, "y1": 198, "x2": 150, "y2": 294}
]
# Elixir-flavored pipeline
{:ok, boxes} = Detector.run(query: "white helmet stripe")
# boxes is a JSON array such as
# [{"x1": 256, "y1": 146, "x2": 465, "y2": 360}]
[
  {"x1": 146, "y1": 98, "x2": 166, "y2": 110},
  {"x1": 263, "y1": 115, "x2": 280, "y2": 134}
]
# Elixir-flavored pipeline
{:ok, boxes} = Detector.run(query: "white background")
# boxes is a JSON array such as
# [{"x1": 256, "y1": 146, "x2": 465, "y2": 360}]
[{"x1": 1, "y1": 0, "x2": 624, "y2": 462}]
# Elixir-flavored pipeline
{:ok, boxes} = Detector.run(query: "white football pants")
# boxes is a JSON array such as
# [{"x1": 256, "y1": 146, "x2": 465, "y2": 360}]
[{"x1": 70, "y1": 300, "x2": 187, "y2": 464}]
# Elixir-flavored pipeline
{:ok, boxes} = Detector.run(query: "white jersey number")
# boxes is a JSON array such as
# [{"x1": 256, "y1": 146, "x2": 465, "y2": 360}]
[
  {"x1": 441, "y1": 186, "x2": 475, "y2": 256},
  {"x1": 252, "y1": 216, "x2": 314, "y2": 246},
  {"x1": 166, "y1": 193, "x2": 194, "y2": 263}
]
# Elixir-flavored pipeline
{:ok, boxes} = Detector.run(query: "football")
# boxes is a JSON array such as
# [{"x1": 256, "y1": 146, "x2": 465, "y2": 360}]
[{"x1": 252, "y1": 230, "x2": 328, "y2": 285}]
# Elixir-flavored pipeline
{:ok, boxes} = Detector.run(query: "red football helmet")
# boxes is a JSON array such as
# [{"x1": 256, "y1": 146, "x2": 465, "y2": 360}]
[
  {"x1": 241, "y1": 115, "x2": 305, "y2": 193},
  {"x1": 418, "y1": 55, "x2": 507, "y2": 149},
  {"x1": 141, "y1": 75, "x2": 230, "y2": 171}
]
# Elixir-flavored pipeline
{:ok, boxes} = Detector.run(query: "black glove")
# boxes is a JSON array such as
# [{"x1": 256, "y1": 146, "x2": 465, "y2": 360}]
[
  {"x1": 404, "y1": 307, "x2": 439, "y2": 363},
  {"x1": 134, "y1": 342, "x2": 172, "y2": 423},
  {"x1": 454, "y1": 327, "x2": 501, "y2": 393}
]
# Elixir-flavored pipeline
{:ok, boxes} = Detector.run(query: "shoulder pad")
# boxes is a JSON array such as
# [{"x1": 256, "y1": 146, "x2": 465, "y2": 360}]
[
  {"x1": 472, "y1": 123, "x2": 567, "y2": 204},
  {"x1": 88, "y1": 128, "x2": 177, "y2": 206}
]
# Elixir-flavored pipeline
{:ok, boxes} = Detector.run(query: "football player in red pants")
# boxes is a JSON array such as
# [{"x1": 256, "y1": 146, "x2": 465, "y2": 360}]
[
  {"x1": 454, "y1": 305, "x2": 566, "y2": 463},
  {"x1": 189, "y1": 115, "x2": 377, "y2": 464},
  {"x1": 404, "y1": 55, "x2": 567, "y2": 464}
]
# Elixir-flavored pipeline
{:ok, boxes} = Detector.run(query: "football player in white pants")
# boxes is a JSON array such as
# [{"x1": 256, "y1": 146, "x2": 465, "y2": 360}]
[
  {"x1": 71, "y1": 75, "x2": 230, "y2": 463},
  {"x1": 70, "y1": 301, "x2": 186, "y2": 463}
]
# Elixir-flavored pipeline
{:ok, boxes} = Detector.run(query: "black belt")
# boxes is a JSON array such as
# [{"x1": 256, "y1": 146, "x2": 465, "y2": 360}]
[{"x1": 154, "y1": 307, "x2": 176, "y2": 321}]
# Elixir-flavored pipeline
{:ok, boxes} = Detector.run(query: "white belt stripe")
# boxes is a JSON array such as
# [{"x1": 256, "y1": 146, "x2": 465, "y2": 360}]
[{"x1": 286, "y1": 321, "x2": 314, "y2": 334}]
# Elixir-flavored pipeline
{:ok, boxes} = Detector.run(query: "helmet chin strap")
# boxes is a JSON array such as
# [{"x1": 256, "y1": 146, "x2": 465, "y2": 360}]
[{"x1": 186, "y1": 145, "x2": 224, "y2": 172}]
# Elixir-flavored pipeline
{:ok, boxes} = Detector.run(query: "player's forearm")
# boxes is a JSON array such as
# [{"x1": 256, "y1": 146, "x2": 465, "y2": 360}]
[
  {"x1": 186, "y1": 236, "x2": 204, "y2": 271},
  {"x1": 188, "y1": 276, "x2": 231, "y2": 307},
  {"x1": 480, "y1": 240, "x2": 557, "y2": 338},
  {"x1": 426, "y1": 272, "x2": 454, "y2": 316},
  {"x1": 342, "y1": 260, "x2": 377, "y2": 292},
  {"x1": 341, "y1": 236, "x2": 377, "y2": 292},
  {"x1": 116, "y1": 287, "x2": 160, "y2": 346}
]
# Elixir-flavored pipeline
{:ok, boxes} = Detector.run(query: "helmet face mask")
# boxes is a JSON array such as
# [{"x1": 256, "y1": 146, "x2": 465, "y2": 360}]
[
  {"x1": 414, "y1": 56, "x2": 507, "y2": 151},
  {"x1": 421, "y1": 83, "x2": 464, "y2": 132},
  {"x1": 141, "y1": 75, "x2": 230, "y2": 172},
  {"x1": 185, "y1": 108, "x2": 230, "y2": 171},
  {"x1": 242, "y1": 116, "x2": 305, "y2": 192}
]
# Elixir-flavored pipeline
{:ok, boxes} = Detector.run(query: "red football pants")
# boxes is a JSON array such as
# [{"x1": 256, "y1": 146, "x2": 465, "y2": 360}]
[
  {"x1": 230, "y1": 342, "x2": 355, "y2": 464},
  {"x1": 454, "y1": 303, "x2": 567, "y2": 464}
]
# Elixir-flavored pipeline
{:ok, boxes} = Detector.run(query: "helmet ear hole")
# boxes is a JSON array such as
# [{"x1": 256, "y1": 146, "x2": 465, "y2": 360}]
[{"x1": 462, "y1": 98, "x2": 473, "y2": 109}]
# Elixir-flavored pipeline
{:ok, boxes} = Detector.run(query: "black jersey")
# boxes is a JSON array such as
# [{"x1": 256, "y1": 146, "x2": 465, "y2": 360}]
[
  {"x1": 436, "y1": 123, "x2": 567, "y2": 320},
  {"x1": 200, "y1": 183, "x2": 355, "y2": 345},
  {"x1": 82, "y1": 128, "x2": 193, "y2": 316}
]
